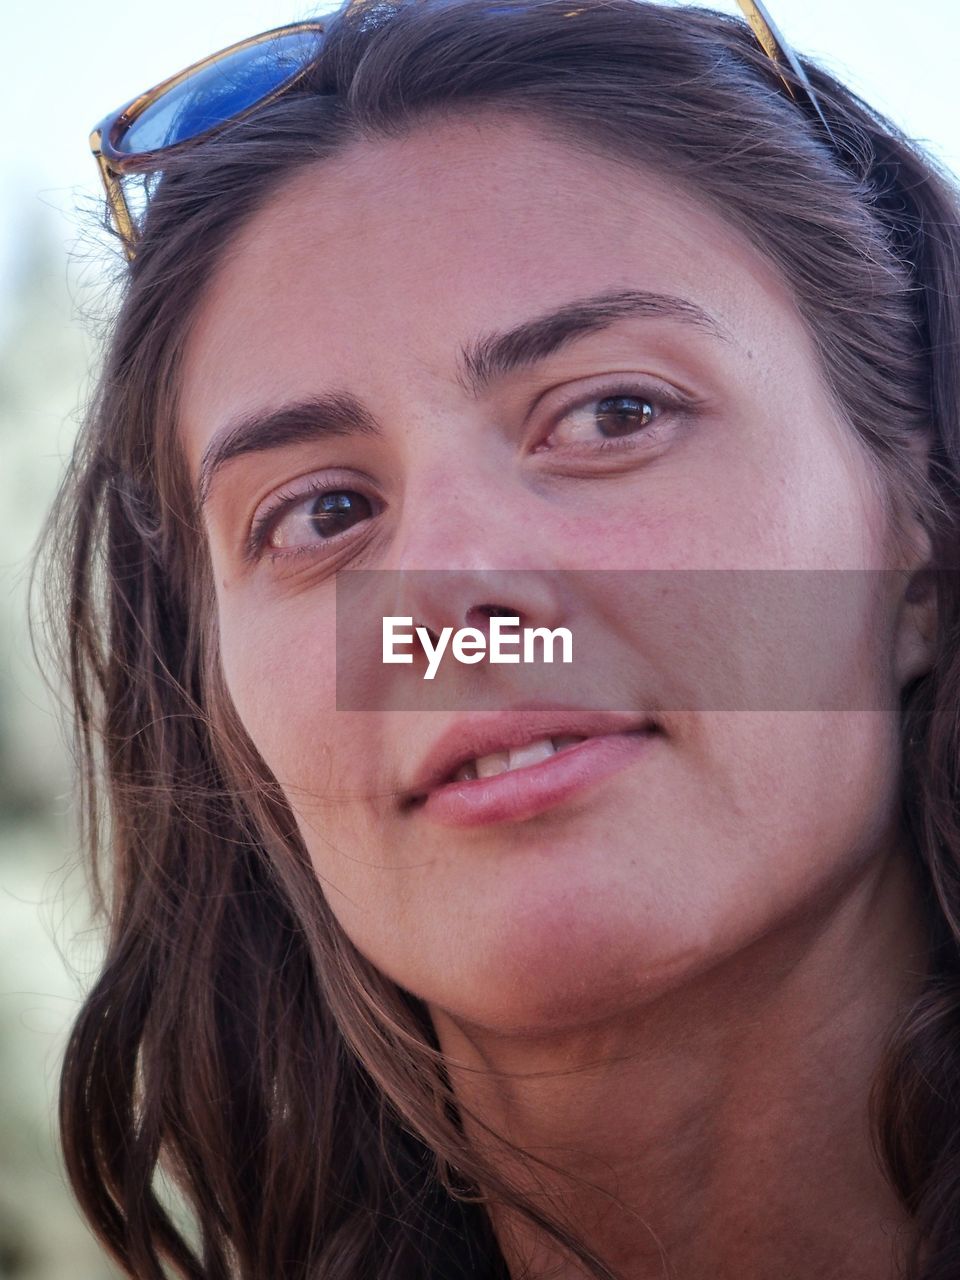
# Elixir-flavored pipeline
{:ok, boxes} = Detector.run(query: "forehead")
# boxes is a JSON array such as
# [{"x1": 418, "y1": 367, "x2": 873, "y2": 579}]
[{"x1": 179, "y1": 112, "x2": 804, "y2": 458}]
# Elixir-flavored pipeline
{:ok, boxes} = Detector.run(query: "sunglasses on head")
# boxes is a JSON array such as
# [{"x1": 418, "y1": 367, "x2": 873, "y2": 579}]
[{"x1": 90, "y1": 0, "x2": 837, "y2": 261}]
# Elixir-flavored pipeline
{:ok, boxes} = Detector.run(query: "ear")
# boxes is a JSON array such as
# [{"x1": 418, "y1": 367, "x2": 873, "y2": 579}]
[{"x1": 893, "y1": 515, "x2": 938, "y2": 687}]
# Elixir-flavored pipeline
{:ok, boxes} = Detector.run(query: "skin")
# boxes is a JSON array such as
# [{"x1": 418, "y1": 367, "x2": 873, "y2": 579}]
[{"x1": 179, "y1": 113, "x2": 936, "y2": 1278}]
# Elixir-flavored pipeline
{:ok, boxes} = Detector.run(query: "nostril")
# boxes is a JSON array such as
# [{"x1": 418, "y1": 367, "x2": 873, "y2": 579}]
[{"x1": 464, "y1": 603, "x2": 520, "y2": 633}]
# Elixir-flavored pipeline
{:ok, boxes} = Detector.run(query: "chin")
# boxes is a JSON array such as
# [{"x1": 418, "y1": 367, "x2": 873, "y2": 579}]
[{"x1": 418, "y1": 907, "x2": 720, "y2": 1039}]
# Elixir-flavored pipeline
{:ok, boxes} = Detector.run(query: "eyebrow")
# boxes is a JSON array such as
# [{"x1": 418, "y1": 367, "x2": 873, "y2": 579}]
[
  {"x1": 197, "y1": 393, "x2": 378, "y2": 510},
  {"x1": 196, "y1": 287, "x2": 728, "y2": 509},
  {"x1": 458, "y1": 287, "x2": 728, "y2": 397}
]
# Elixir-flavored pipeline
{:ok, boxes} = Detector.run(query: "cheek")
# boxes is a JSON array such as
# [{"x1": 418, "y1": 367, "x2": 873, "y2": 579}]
[
  {"x1": 690, "y1": 707, "x2": 904, "y2": 913},
  {"x1": 538, "y1": 428, "x2": 883, "y2": 580},
  {"x1": 215, "y1": 584, "x2": 343, "y2": 790},
  {"x1": 689, "y1": 711, "x2": 889, "y2": 851}
]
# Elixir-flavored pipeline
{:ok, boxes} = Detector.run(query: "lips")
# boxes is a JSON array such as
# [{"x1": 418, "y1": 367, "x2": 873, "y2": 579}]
[
  {"x1": 451, "y1": 733, "x2": 588, "y2": 781},
  {"x1": 400, "y1": 705, "x2": 661, "y2": 807}
]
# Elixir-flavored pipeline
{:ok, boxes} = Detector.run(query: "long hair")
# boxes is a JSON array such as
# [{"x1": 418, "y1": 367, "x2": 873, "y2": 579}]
[{"x1": 38, "y1": 1, "x2": 960, "y2": 1276}]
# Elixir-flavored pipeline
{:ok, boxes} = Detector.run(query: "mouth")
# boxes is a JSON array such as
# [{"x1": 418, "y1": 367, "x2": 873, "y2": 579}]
[
  {"x1": 400, "y1": 717, "x2": 663, "y2": 827},
  {"x1": 410, "y1": 732, "x2": 630, "y2": 790}
]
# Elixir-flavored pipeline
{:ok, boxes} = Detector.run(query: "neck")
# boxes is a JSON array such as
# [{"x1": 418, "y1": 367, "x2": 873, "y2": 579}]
[{"x1": 430, "y1": 847, "x2": 929, "y2": 1280}]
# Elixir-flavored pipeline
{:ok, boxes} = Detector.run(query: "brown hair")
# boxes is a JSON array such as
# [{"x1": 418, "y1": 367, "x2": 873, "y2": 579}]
[{"x1": 38, "y1": 1, "x2": 960, "y2": 1276}]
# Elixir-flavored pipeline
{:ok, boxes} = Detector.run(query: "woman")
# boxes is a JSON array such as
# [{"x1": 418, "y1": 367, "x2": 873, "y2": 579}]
[{"x1": 41, "y1": 0, "x2": 960, "y2": 1276}]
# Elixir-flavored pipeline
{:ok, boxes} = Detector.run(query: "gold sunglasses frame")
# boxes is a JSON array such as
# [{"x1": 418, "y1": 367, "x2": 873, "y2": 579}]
[
  {"x1": 89, "y1": 20, "x2": 326, "y2": 256},
  {"x1": 90, "y1": 0, "x2": 835, "y2": 261}
]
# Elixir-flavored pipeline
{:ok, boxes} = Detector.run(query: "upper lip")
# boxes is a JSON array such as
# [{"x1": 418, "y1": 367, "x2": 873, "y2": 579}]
[{"x1": 400, "y1": 703, "x2": 660, "y2": 803}]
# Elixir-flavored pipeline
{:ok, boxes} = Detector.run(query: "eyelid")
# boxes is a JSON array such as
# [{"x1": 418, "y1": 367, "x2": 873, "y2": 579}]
[
  {"x1": 245, "y1": 468, "x2": 381, "y2": 564},
  {"x1": 532, "y1": 374, "x2": 698, "y2": 450},
  {"x1": 542, "y1": 370, "x2": 695, "y2": 416}
]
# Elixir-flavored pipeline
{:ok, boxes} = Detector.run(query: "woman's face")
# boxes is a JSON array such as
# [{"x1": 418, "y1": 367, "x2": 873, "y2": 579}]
[{"x1": 179, "y1": 114, "x2": 930, "y2": 1036}]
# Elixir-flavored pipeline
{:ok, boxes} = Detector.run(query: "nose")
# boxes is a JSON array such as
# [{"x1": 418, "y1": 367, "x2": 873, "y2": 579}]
[
  {"x1": 400, "y1": 571, "x2": 566, "y2": 646},
  {"x1": 384, "y1": 453, "x2": 567, "y2": 640}
]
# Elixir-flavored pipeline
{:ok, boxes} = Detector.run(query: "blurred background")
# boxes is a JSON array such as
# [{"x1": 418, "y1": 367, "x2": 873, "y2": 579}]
[{"x1": 1, "y1": 0, "x2": 958, "y2": 1275}]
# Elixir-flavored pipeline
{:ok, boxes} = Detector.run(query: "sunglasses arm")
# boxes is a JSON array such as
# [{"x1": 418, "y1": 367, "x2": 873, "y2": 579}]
[{"x1": 90, "y1": 128, "x2": 139, "y2": 261}]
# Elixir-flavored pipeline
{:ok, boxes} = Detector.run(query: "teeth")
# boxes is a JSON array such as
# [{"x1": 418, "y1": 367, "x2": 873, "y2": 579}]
[
  {"x1": 452, "y1": 735, "x2": 587, "y2": 783},
  {"x1": 476, "y1": 750, "x2": 509, "y2": 779},
  {"x1": 507, "y1": 738, "x2": 556, "y2": 771}
]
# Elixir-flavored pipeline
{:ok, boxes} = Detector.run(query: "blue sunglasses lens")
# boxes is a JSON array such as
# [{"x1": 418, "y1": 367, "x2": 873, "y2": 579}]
[{"x1": 116, "y1": 27, "x2": 324, "y2": 157}]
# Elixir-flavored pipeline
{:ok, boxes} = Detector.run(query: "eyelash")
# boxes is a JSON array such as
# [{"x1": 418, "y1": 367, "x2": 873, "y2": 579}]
[
  {"x1": 245, "y1": 473, "x2": 372, "y2": 564},
  {"x1": 247, "y1": 380, "x2": 686, "y2": 563},
  {"x1": 537, "y1": 379, "x2": 687, "y2": 454}
]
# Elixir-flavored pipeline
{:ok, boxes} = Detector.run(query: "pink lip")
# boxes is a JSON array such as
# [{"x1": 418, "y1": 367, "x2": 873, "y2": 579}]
[
  {"x1": 403, "y1": 704, "x2": 658, "y2": 797},
  {"x1": 408, "y1": 728, "x2": 660, "y2": 828}
]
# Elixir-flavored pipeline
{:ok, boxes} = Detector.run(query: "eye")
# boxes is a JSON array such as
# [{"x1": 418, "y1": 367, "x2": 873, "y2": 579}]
[
  {"x1": 247, "y1": 479, "x2": 379, "y2": 561},
  {"x1": 536, "y1": 382, "x2": 685, "y2": 452}
]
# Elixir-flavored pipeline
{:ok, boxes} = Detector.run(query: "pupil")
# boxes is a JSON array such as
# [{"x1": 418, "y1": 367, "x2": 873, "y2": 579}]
[
  {"x1": 596, "y1": 395, "x2": 654, "y2": 437},
  {"x1": 309, "y1": 490, "x2": 371, "y2": 536}
]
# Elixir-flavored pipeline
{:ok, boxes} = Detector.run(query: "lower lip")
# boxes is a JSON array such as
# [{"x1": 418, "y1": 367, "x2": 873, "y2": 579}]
[{"x1": 410, "y1": 729, "x2": 660, "y2": 828}]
